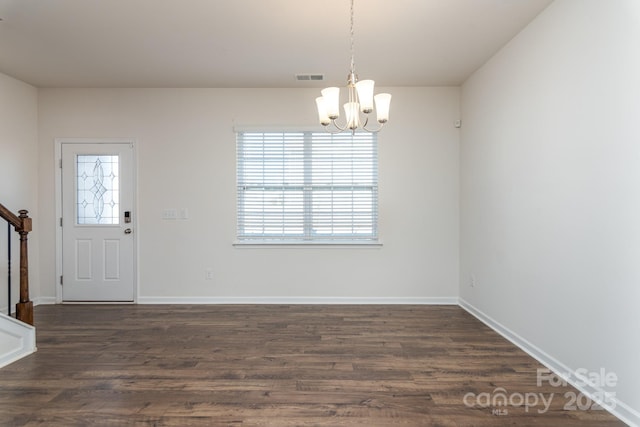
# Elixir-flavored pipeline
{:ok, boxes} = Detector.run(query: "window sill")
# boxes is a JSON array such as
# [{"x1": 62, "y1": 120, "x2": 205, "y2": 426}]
[{"x1": 233, "y1": 240, "x2": 383, "y2": 249}]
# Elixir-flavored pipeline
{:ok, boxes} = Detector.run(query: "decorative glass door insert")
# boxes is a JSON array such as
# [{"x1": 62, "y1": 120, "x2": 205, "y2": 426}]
[{"x1": 76, "y1": 155, "x2": 120, "y2": 225}]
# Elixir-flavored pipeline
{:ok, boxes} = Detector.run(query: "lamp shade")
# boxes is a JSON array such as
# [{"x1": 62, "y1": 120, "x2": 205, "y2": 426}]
[
  {"x1": 355, "y1": 79, "x2": 375, "y2": 113},
  {"x1": 374, "y1": 93, "x2": 392, "y2": 123},
  {"x1": 315, "y1": 97, "x2": 331, "y2": 126},
  {"x1": 344, "y1": 102, "x2": 361, "y2": 130},
  {"x1": 321, "y1": 87, "x2": 341, "y2": 119}
]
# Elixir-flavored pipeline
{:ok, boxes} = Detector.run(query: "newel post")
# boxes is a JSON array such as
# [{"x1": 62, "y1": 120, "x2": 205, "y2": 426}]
[{"x1": 15, "y1": 209, "x2": 33, "y2": 326}]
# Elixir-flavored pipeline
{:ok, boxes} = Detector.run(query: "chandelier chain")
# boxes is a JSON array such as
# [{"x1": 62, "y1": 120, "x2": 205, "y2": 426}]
[{"x1": 350, "y1": 0, "x2": 355, "y2": 75}]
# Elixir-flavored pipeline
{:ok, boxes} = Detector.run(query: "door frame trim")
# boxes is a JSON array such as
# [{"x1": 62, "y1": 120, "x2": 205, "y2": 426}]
[{"x1": 54, "y1": 138, "x2": 138, "y2": 304}]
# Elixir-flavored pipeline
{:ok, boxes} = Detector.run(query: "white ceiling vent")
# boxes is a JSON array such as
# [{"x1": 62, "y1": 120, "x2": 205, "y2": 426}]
[{"x1": 296, "y1": 74, "x2": 324, "y2": 81}]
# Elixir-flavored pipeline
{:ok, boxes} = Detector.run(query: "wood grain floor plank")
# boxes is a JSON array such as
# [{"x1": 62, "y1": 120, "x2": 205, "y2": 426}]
[{"x1": 0, "y1": 304, "x2": 626, "y2": 426}]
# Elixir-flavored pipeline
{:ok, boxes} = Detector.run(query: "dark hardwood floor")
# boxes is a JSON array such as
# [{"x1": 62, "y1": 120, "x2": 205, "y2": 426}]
[{"x1": 0, "y1": 305, "x2": 625, "y2": 426}]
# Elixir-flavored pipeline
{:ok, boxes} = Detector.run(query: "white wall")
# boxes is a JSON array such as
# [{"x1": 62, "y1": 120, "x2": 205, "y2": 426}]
[
  {"x1": 37, "y1": 87, "x2": 460, "y2": 302},
  {"x1": 461, "y1": 0, "x2": 640, "y2": 423},
  {"x1": 0, "y1": 72, "x2": 39, "y2": 312}
]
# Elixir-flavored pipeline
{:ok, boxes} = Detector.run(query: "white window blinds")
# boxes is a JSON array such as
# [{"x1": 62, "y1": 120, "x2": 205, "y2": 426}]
[{"x1": 236, "y1": 131, "x2": 378, "y2": 242}]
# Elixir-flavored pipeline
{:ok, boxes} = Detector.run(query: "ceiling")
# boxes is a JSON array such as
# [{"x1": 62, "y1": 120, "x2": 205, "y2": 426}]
[{"x1": 0, "y1": 0, "x2": 553, "y2": 88}]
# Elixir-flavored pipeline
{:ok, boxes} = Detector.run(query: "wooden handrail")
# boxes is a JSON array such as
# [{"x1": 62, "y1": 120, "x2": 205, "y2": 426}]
[
  {"x1": 1, "y1": 203, "x2": 33, "y2": 326},
  {"x1": 0, "y1": 203, "x2": 22, "y2": 229}
]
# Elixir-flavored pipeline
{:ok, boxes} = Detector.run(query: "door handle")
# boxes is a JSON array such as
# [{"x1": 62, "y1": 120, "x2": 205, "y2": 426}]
[{"x1": 124, "y1": 228, "x2": 132, "y2": 234}]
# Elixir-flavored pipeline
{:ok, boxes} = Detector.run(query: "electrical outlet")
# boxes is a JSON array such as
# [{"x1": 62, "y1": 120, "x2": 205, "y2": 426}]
[{"x1": 205, "y1": 269, "x2": 214, "y2": 280}]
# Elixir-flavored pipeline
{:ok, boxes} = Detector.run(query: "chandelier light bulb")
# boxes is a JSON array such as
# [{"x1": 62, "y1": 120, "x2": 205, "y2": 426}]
[
  {"x1": 355, "y1": 79, "x2": 375, "y2": 113},
  {"x1": 374, "y1": 93, "x2": 392, "y2": 123},
  {"x1": 320, "y1": 87, "x2": 341, "y2": 119},
  {"x1": 315, "y1": 97, "x2": 331, "y2": 126},
  {"x1": 344, "y1": 101, "x2": 361, "y2": 130}
]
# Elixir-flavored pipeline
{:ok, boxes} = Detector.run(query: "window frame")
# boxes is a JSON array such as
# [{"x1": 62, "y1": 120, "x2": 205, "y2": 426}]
[{"x1": 235, "y1": 129, "x2": 380, "y2": 246}]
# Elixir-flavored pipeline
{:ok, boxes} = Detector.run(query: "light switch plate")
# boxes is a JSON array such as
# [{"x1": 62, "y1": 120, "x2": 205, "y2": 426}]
[{"x1": 162, "y1": 209, "x2": 177, "y2": 220}]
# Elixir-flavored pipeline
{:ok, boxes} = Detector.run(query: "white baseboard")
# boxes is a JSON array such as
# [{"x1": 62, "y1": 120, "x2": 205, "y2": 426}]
[
  {"x1": 138, "y1": 296, "x2": 459, "y2": 305},
  {"x1": 459, "y1": 298, "x2": 639, "y2": 427},
  {"x1": 1, "y1": 297, "x2": 56, "y2": 315},
  {"x1": 34, "y1": 297, "x2": 57, "y2": 306}
]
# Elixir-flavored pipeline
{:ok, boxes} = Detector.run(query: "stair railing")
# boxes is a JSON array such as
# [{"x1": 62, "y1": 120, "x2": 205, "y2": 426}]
[
  {"x1": 0, "y1": 203, "x2": 33, "y2": 326},
  {"x1": 7, "y1": 222, "x2": 11, "y2": 316}
]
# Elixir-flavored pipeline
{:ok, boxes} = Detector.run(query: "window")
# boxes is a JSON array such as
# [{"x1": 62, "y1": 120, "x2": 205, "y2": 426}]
[{"x1": 236, "y1": 131, "x2": 378, "y2": 243}]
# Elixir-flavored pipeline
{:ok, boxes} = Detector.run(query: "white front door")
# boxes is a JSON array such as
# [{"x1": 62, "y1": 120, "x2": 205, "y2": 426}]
[{"x1": 61, "y1": 142, "x2": 135, "y2": 301}]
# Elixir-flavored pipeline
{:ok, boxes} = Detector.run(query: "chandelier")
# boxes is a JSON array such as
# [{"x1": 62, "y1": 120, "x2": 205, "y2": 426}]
[{"x1": 315, "y1": 0, "x2": 391, "y2": 133}]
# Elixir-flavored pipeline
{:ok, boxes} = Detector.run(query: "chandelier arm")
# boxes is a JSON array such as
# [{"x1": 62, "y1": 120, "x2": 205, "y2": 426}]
[
  {"x1": 323, "y1": 119, "x2": 349, "y2": 134},
  {"x1": 361, "y1": 114, "x2": 369, "y2": 129},
  {"x1": 325, "y1": 113, "x2": 385, "y2": 134},
  {"x1": 361, "y1": 116, "x2": 386, "y2": 133},
  {"x1": 323, "y1": 126, "x2": 346, "y2": 135}
]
